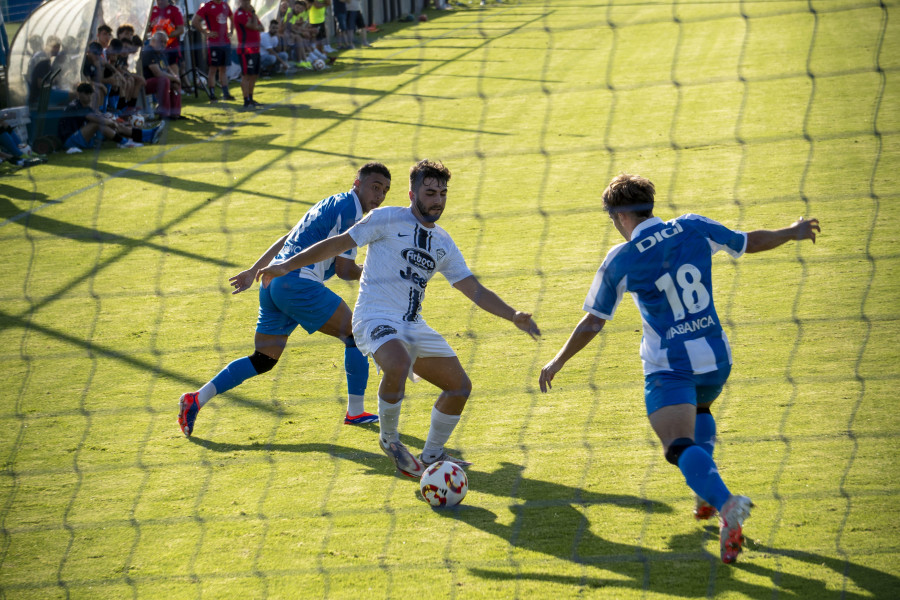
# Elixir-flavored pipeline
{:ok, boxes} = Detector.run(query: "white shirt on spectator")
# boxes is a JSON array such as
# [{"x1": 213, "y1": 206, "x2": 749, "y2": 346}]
[{"x1": 260, "y1": 32, "x2": 279, "y2": 54}]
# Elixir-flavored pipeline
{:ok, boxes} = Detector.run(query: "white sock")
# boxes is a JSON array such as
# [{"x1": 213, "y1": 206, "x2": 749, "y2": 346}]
[
  {"x1": 378, "y1": 396, "x2": 402, "y2": 444},
  {"x1": 197, "y1": 382, "x2": 216, "y2": 407},
  {"x1": 422, "y1": 407, "x2": 461, "y2": 462},
  {"x1": 347, "y1": 394, "x2": 365, "y2": 416}
]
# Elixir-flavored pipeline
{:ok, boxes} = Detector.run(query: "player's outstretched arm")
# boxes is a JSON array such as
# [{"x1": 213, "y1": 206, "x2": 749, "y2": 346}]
[
  {"x1": 745, "y1": 216, "x2": 820, "y2": 254},
  {"x1": 229, "y1": 234, "x2": 289, "y2": 295},
  {"x1": 256, "y1": 232, "x2": 357, "y2": 288},
  {"x1": 453, "y1": 275, "x2": 541, "y2": 339},
  {"x1": 539, "y1": 313, "x2": 606, "y2": 392}
]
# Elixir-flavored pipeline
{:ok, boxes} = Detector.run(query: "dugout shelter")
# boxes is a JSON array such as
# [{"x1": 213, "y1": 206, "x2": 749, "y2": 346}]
[{"x1": 4, "y1": 0, "x2": 154, "y2": 110}]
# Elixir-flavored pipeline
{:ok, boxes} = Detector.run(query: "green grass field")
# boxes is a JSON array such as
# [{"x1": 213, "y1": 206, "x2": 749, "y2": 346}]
[{"x1": 1, "y1": 0, "x2": 898, "y2": 597}]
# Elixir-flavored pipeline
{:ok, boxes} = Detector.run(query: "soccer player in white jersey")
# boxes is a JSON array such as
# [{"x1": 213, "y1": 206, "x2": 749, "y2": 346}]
[
  {"x1": 538, "y1": 173, "x2": 820, "y2": 564},
  {"x1": 177, "y1": 162, "x2": 392, "y2": 436},
  {"x1": 257, "y1": 160, "x2": 541, "y2": 477}
]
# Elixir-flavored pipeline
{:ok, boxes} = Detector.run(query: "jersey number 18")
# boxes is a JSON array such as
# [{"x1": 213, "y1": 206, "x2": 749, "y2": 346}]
[{"x1": 655, "y1": 263, "x2": 710, "y2": 321}]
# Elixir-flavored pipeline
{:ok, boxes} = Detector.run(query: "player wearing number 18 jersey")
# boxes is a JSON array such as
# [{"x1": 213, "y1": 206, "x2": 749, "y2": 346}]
[{"x1": 539, "y1": 173, "x2": 820, "y2": 564}]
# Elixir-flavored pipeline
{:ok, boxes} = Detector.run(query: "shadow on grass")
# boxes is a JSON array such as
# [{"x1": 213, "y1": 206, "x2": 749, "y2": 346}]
[
  {"x1": 0, "y1": 183, "x2": 52, "y2": 203},
  {"x1": 0, "y1": 197, "x2": 236, "y2": 267}
]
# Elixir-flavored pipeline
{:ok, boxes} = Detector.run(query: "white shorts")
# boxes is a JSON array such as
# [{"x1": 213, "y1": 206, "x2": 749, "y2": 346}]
[{"x1": 353, "y1": 317, "x2": 456, "y2": 362}]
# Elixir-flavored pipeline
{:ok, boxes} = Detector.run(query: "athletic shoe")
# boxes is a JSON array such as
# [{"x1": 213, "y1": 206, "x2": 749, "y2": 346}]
[
  {"x1": 344, "y1": 411, "x2": 379, "y2": 425},
  {"x1": 418, "y1": 451, "x2": 472, "y2": 468},
  {"x1": 117, "y1": 139, "x2": 143, "y2": 148},
  {"x1": 379, "y1": 437, "x2": 424, "y2": 478},
  {"x1": 178, "y1": 392, "x2": 200, "y2": 437},
  {"x1": 295, "y1": 61, "x2": 313, "y2": 70},
  {"x1": 247, "y1": 100, "x2": 263, "y2": 109},
  {"x1": 323, "y1": 44, "x2": 336, "y2": 53},
  {"x1": 222, "y1": 93, "x2": 237, "y2": 101},
  {"x1": 719, "y1": 494, "x2": 754, "y2": 564},
  {"x1": 151, "y1": 120, "x2": 166, "y2": 144},
  {"x1": 694, "y1": 495, "x2": 717, "y2": 520}
]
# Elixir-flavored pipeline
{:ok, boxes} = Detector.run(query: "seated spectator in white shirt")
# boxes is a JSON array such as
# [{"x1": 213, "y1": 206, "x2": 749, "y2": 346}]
[{"x1": 260, "y1": 19, "x2": 290, "y2": 73}]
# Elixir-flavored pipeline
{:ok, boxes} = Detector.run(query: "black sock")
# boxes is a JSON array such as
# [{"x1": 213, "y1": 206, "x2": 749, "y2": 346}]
[
  {"x1": 113, "y1": 134, "x2": 125, "y2": 144},
  {"x1": 132, "y1": 129, "x2": 142, "y2": 142}
]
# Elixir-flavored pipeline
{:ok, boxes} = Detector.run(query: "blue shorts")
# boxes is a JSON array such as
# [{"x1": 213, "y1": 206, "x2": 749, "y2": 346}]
[
  {"x1": 64, "y1": 129, "x2": 103, "y2": 150},
  {"x1": 643, "y1": 365, "x2": 731, "y2": 416},
  {"x1": 257, "y1": 275, "x2": 343, "y2": 336}
]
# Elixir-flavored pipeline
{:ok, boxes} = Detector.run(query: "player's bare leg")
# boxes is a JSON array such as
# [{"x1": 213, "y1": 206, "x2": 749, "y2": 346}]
[
  {"x1": 412, "y1": 356, "x2": 472, "y2": 466},
  {"x1": 372, "y1": 339, "x2": 422, "y2": 476},
  {"x1": 649, "y1": 403, "x2": 752, "y2": 563}
]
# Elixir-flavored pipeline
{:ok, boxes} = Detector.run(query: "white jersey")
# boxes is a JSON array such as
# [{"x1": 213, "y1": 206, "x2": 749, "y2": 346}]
[{"x1": 348, "y1": 206, "x2": 472, "y2": 324}]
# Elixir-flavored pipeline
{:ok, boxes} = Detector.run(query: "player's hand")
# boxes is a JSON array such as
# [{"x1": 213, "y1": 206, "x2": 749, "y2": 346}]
[
  {"x1": 792, "y1": 216, "x2": 820, "y2": 243},
  {"x1": 228, "y1": 269, "x2": 256, "y2": 294},
  {"x1": 513, "y1": 311, "x2": 541, "y2": 340},
  {"x1": 255, "y1": 262, "x2": 290, "y2": 288},
  {"x1": 539, "y1": 358, "x2": 562, "y2": 393}
]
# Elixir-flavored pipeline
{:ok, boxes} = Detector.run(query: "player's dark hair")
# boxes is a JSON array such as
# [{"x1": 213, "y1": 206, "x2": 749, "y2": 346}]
[
  {"x1": 116, "y1": 24, "x2": 135, "y2": 37},
  {"x1": 97, "y1": 24, "x2": 113, "y2": 35},
  {"x1": 109, "y1": 38, "x2": 123, "y2": 52},
  {"x1": 602, "y1": 173, "x2": 655, "y2": 218},
  {"x1": 409, "y1": 159, "x2": 450, "y2": 191},
  {"x1": 76, "y1": 82, "x2": 94, "y2": 95},
  {"x1": 357, "y1": 161, "x2": 391, "y2": 182}
]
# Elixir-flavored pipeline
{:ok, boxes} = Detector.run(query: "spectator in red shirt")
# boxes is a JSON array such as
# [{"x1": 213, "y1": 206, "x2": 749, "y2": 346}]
[
  {"x1": 234, "y1": 0, "x2": 265, "y2": 109},
  {"x1": 191, "y1": 0, "x2": 235, "y2": 101}
]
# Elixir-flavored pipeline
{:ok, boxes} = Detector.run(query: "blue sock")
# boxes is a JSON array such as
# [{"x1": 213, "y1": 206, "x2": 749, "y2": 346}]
[
  {"x1": 694, "y1": 412, "x2": 717, "y2": 458},
  {"x1": 210, "y1": 356, "x2": 259, "y2": 396},
  {"x1": 678, "y1": 445, "x2": 731, "y2": 511},
  {"x1": 344, "y1": 344, "x2": 369, "y2": 397}
]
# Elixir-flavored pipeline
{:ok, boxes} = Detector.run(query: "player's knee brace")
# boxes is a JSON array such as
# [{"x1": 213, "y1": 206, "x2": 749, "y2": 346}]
[
  {"x1": 344, "y1": 336, "x2": 357, "y2": 348},
  {"x1": 249, "y1": 351, "x2": 278, "y2": 374},
  {"x1": 665, "y1": 438, "x2": 696, "y2": 466},
  {"x1": 697, "y1": 406, "x2": 712, "y2": 415}
]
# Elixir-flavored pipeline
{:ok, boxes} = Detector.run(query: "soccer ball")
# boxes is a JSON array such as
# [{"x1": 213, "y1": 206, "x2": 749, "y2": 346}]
[
  {"x1": 130, "y1": 114, "x2": 146, "y2": 128},
  {"x1": 313, "y1": 58, "x2": 326, "y2": 71},
  {"x1": 419, "y1": 461, "x2": 468, "y2": 508}
]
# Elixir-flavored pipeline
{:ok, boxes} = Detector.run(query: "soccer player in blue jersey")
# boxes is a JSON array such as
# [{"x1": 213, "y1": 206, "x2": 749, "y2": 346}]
[
  {"x1": 178, "y1": 162, "x2": 392, "y2": 436},
  {"x1": 538, "y1": 173, "x2": 820, "y2": 564}
]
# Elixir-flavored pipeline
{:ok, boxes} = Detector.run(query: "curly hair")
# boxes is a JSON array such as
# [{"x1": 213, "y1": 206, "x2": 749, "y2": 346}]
[{"x1": 409, "y1": 159, "x2": 451, "y2": 191}]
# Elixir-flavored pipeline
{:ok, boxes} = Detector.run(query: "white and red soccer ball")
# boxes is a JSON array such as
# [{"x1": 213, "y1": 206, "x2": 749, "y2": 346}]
[{"x1": 419, "y1": 461, "x2": 468, "y2": 507}]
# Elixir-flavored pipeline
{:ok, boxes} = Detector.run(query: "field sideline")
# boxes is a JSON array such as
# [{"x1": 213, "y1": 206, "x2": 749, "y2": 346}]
[{"x1": 1, "y1": 0, "x2": 898, "y2": 598}]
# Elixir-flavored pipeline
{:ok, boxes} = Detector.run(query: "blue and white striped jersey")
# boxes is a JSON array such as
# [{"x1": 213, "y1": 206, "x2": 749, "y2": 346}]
[
  {"x1": 584, "y1": 214, "x2": 747, "y2": 375},
  {"x1": 272, "y1": 190, "x2": 362, "y2": 283}
]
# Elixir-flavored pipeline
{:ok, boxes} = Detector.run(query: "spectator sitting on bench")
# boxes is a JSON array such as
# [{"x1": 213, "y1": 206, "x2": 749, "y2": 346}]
[
  {"x1": 26, "y1": 35, "x2": 70, "y2": 106},
  {"x1": 142, "y1": 31, "x2": 184, "y2": 120},
  {"x1": 260, "y1": 19, "x2": 291, "y2": 73},
  {"x1": 108, "y1": 38, "x2": 145, "y2": 115},
  {"x1": 57, "y1": 82, "x2": 165, "y2": 152},
  {"x1": 82, "y1": 41, "x2": 120, "y2": 111}
]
